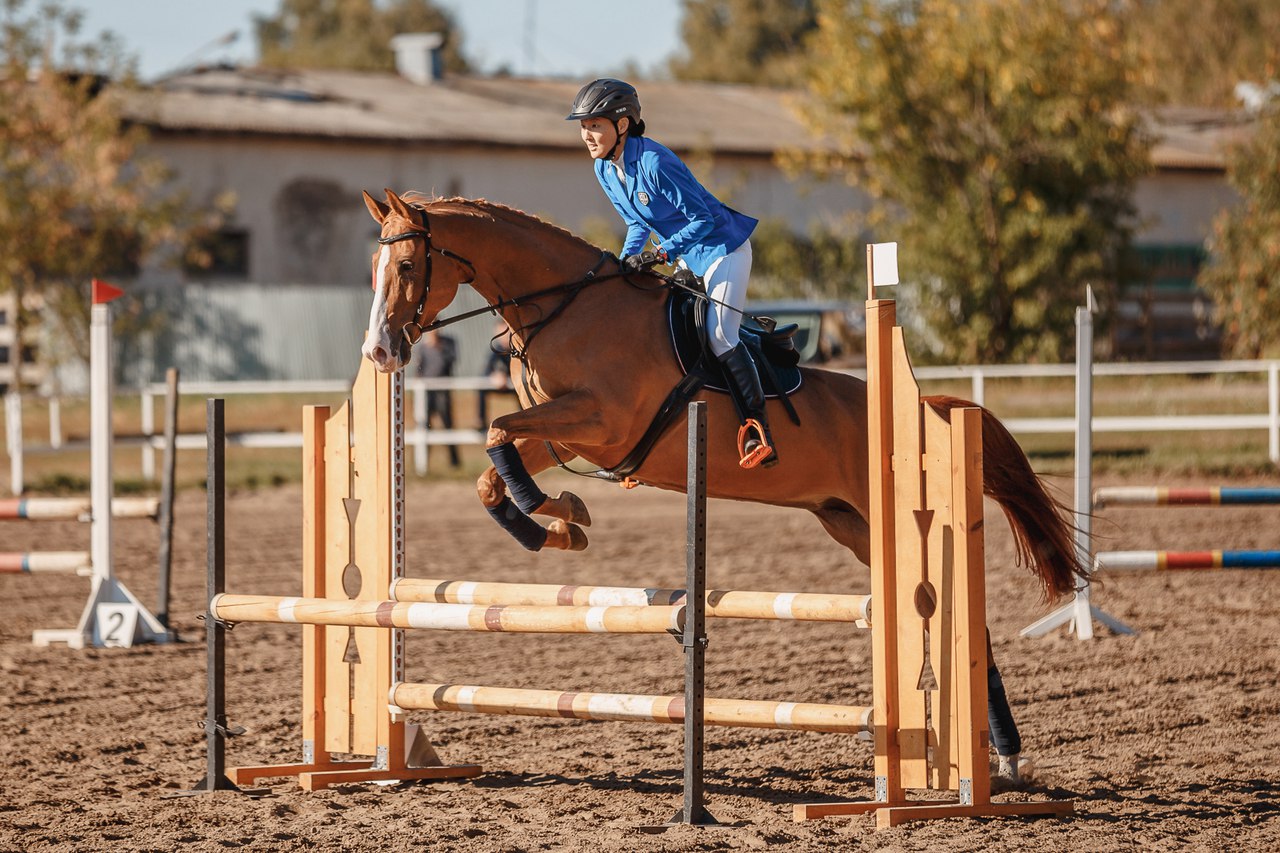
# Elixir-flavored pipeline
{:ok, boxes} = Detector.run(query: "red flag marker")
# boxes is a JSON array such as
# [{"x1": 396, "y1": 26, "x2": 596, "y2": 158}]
[{"x1": 91, "y1": 278, "x2": 124, "y2": 305}]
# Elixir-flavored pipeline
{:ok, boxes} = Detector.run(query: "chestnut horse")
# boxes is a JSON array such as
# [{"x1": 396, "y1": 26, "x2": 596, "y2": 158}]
[{"x1": 360, "y1": 189, "x2": 1085, "y2": 603}]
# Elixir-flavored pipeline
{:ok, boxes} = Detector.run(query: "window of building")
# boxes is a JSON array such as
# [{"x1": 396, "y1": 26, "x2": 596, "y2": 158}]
[{"x1": 186, "y1": 228, "x2": 250, "y2": 279}]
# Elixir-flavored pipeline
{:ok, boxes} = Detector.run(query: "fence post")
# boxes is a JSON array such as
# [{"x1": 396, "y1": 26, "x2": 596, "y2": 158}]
[
  {"x1": 1269, "y1": 362, "x2": 1278, "y2": 465},
  {"x1": 5, "y1": 392, "x2": 22, "y2": 496},
  {"x1": 412, "y1": 381, "x2": 428, "y2": 476},
  {"x1": 141, "y1": 387, "x2": 156, "y2": 481},
  {"x1": 49, "y1": 397, "x2": 62, "y2": 449}
]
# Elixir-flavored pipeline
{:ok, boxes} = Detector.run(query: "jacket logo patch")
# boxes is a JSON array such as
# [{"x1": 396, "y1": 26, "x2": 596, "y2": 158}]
[{"x1": 636, "y1": 191, "x2": 650, "y2": 206}]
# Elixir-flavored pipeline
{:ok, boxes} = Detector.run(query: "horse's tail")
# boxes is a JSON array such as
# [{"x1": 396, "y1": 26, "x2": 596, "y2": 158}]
[{"x1": 925, "y1": 395, "x2": 1086, "y2": 603}]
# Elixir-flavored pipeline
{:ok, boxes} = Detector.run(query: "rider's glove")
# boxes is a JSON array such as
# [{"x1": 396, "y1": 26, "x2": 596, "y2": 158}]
[{"x1": 622, "y1": 251, "x2": 663, "y2": 273}]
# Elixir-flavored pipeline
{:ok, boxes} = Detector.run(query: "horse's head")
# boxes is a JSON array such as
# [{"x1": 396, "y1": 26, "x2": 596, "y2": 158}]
[{"x1": 360, "y1": 188, "x2": 462, "y2": 372}]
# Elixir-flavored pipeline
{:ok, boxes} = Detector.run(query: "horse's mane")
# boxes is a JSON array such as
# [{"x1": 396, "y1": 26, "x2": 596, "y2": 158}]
[{"x1": 401, "y1": 192, "x2": 593, "y2": 250}]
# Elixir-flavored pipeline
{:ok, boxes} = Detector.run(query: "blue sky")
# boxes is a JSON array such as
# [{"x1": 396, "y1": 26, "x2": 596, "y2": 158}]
[{"x1": 82, "y1": 1, "x2": 685, "y2": 80}]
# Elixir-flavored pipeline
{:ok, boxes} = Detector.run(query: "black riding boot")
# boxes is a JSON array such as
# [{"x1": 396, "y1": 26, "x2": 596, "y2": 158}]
[{"x1": 718, "y1": 343, "x2": 778, "y2": 468}]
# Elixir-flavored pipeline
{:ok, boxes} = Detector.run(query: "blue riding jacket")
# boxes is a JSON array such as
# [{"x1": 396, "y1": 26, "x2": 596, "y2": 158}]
[{"x1": 595, "y1": 135, "x2": 758, "y2": 277}]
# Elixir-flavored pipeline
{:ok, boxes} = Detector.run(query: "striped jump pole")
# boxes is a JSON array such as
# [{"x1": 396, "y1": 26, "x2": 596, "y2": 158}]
[
  {"x1": 390, "y1": 683, "x2": 873, "y2": 735},
  {"x1": 210, "y1": 594, "x2": 685, "y2": 635},
  {"x1": 0, "y1": 551, "x2": 92, "y2": 575},
  {"x1": 391, "y1": 578, "x2": 872, "y2": 625},
  {"x1": 1095, "y1": 550, "x2": 1280, "y2": 572},
  {"x1": 1093, "y1": 486, "x2": 1280, "y2": 508},
  {"x1": 0, "y1": 496, "x2": 160, "y2": 521}
]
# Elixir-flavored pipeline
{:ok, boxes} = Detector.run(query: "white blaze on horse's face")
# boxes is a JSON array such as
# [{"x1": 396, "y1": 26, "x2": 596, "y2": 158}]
[{"x1": 361, "y1": 244, "x2": 399, "y2": 371}]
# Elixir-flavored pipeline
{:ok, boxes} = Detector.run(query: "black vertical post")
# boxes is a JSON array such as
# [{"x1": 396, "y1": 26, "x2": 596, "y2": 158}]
[
  {"x1": 204, "y1": 398, "x2": 228, "y2": 790},
  {"x1": 673, "y1": 401, "x2": 716, "y2": 826},
  {"x1": 156, "y1": 368, "x2": 179, "y2": 630},
  {"x1": 170, "y1": 398, "x2": 257, "y2": 797}
]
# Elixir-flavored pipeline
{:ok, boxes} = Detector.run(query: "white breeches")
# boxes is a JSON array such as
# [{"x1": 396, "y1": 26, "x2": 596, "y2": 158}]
[{"x1": 698, "y1": 239, "x2": 753, "y2": 357}]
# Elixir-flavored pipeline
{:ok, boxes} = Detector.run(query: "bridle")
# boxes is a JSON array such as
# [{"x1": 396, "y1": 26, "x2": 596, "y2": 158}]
[{"x1": 375, "y1": 206, "x2": 476, "y2": 351}]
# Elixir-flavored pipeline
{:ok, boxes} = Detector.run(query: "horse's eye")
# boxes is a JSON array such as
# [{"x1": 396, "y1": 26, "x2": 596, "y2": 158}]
[{"x1": 398, "y1": 259, "x2": 414, "y2": 272}]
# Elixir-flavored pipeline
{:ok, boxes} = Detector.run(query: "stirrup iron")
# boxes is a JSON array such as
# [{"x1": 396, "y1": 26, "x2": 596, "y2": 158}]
[{"x1": 737, "y1": 419, "x2": 776, "y2": 469}]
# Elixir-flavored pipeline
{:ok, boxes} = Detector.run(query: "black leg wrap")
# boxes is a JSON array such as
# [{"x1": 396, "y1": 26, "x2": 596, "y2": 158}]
[
  {"x1": 987, "y1": 663, "x2": 1022, "y2": 757},
  {"x1": 485, "y1": 497, "x2": 548, "y2": 552},
  {"x1": 486, "y1": 442, "x2": 548, "y2": 514}
]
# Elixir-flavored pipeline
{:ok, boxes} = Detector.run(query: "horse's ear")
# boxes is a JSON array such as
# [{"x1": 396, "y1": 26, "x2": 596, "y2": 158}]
[
  {"x1": 363, "y1": 190, "x2": 389, "y2": 224},
  {"x1": 384, "y1": 188, "x2": 417, "y2": 222}
]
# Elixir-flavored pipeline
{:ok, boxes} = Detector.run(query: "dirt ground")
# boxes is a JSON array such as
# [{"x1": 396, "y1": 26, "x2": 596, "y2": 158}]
[{"x1": 1, "y1": 469, "x2": 1278, "y2": 852}]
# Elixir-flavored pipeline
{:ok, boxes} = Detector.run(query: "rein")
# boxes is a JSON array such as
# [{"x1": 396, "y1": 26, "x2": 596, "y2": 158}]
[{"x1": 379, "y1": 205, "x2": 641, "y2": 345}]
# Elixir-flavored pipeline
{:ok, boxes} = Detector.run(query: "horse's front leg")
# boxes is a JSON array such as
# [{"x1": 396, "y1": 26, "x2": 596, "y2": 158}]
[{"x1": 478, "y1": 390, "x2": 606, "y2": 552}]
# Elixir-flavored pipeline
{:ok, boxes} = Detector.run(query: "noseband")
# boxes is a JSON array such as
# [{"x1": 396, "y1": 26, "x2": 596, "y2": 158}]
[{"x1": 376, "y1": 207, "x2": 475, "y2": 352}]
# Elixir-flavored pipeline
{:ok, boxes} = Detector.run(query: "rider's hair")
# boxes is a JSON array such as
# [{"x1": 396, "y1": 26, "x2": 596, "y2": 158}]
[{"x1": 627, "y1": 117, "x2": 647, "y2": 138}]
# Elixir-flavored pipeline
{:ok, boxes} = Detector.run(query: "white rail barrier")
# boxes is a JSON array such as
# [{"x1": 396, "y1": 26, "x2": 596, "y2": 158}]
[{"x1": 6, "y1": 360, "x2": 1279, "y2": 493}]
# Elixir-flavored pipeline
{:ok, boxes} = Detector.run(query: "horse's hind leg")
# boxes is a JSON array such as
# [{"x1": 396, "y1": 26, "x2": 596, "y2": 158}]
[{"x1": 811, "y1": 500, "x2": 871, "y2": 567}]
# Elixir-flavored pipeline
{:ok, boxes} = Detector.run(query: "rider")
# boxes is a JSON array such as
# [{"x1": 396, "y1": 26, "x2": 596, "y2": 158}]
[{"x1": 566, "y1": 77, "x2": 777, "y2": 469}]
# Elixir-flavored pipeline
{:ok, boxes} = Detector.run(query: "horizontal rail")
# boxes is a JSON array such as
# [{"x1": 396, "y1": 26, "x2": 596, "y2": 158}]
[
  {"x1": 0, "y1": 496, "x2": 160, "y2": 520},
  {"x1": 392, "y1": 577, "x2": 872, "y2": 624},
  {"x1": 0, "y1": 551, "x2": 92, "y2": 574},
  {"x1": 390, "y1": 682, "x2": 873, "y2": 735},
  {"x1": 1093, "y1": 486, "x2": 1280, "y2": 508},
  {"x1": 1095, "y1": 550, "x2": 1280, "y2": 571},
  {"x1": 210, "y1": 594, "x2": 685, "y2": 634}
]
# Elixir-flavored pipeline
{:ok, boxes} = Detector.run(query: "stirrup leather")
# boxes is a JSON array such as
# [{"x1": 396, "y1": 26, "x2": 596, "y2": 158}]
[{"x1": 736, "y1": 419, "x2": 775, "y2": 469}]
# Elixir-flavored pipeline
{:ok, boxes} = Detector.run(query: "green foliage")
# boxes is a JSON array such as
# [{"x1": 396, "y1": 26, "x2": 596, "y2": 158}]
[
  {"x1": 799, "y1": 0, "x2": 1152, "y2": 363},
  {"x1": 255, "y1": 0, "x2": 468, "y2": 72},
  {"x1": 1127, "y1": 0, "x2": 1280, "y2": 108},
  {"x1": 671, "y1": 0, "x2": 817, "y2": 86},
  {"x1": 0, "y1": 0, "x2": 212, "y2": 372},
  {"x1": 1197, "y1": 106, "x2": 1280, "y2": 358}
]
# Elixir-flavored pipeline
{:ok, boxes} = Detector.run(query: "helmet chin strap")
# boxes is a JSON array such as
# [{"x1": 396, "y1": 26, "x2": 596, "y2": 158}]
[{"x1": 602, "y1": 119, "x2": 627, "y2": 163}]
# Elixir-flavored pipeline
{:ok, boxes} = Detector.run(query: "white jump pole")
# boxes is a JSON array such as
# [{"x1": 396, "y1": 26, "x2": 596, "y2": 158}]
[
  {"x1": 1021, "y1": 286, "x2": 1134, "y2": 640},
  {"x1": 32, "y1": 280, "x2": 174, "y2": 649}
]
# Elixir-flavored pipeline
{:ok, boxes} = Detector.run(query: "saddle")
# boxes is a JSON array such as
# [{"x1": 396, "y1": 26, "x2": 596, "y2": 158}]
[
  {"x1": 593, "y1": 289, "x2": 803, "y2": 483},
  {"x1": 667, "y1": 288, "x2": 803, "y2": 398}
]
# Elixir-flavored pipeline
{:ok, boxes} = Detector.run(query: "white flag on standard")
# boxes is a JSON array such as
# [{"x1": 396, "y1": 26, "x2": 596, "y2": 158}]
[{"x1": 870, "y1": 242, "x2": 899, "y2": 286}]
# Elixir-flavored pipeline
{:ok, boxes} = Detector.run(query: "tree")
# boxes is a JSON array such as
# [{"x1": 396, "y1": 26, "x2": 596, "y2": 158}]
[
  {"x1": 1128, "y1": 0, "x2": 1280, "y2": 108},
  {"x1": 0, "y1": 0, "x2": 212, "y2": 377},
  {"x1": 1197, "y1": 105, "x2": 1280, "y2": 358},
  {"x1": 670, "y1": 0, "x2": 817, "y2": 86},
  {"x1": 255, "y1": 0, "x2": 469, "y2": 73},
  {"x1": 797, "y1": 0, "x2": 1153, "y2": 363}
]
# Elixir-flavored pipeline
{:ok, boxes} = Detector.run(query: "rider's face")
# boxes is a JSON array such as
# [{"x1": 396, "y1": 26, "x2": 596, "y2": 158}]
[{"x1": 580, "y1": 117, "x2": 627, "y2": 160}]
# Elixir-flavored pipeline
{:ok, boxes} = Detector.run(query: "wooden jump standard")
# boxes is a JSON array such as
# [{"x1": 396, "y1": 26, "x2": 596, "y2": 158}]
[{"x1": 788, "y1": 249, "x2": 1074, "y2": 826}]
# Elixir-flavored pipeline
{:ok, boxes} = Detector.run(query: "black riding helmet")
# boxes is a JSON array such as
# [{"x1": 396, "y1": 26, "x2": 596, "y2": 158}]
[{"x1": 565, "y1": 78, "x2": 641, "y2": 123}]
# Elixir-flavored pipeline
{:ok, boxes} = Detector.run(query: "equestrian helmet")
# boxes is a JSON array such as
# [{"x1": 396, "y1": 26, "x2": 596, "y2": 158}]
[{"x1": 565, "y1": 78, "x2": 641, "y2": 122}]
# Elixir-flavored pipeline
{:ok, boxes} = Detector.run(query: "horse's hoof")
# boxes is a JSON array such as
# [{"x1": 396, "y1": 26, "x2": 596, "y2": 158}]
[
  {"x1": 547, "y1": 519, "x2": 589, "y2": 551},
  {"x1": 536, "y1": 491, "x2": 592, "y2": 526},
  {"x1": 559, "y1": 491, "x2": 591, "y2": 527}
]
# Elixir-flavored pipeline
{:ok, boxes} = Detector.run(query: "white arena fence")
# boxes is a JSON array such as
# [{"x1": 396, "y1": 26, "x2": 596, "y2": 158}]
[{"x1": 5, "y1": 359, "x2": 1280, "y2": 495}]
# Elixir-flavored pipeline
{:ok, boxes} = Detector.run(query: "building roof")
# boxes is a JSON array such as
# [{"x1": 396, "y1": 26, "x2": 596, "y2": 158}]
[
  {"x1": 124, "y1": 65, "x2": 1254, "y2": 170},
  {"x1": 125, "y1": 66, "x2": 817, "y2": 156}
]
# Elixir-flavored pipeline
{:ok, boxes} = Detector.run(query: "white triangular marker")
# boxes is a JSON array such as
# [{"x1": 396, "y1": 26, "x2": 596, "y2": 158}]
[{"x1": 871, "y1": 242, "x2": 899, "y2": 286}]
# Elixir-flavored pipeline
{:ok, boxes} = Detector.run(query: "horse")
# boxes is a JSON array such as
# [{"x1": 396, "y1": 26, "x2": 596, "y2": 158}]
[{"x1": 359, "y1": 188, "x2": 1086, "y2": 605}]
